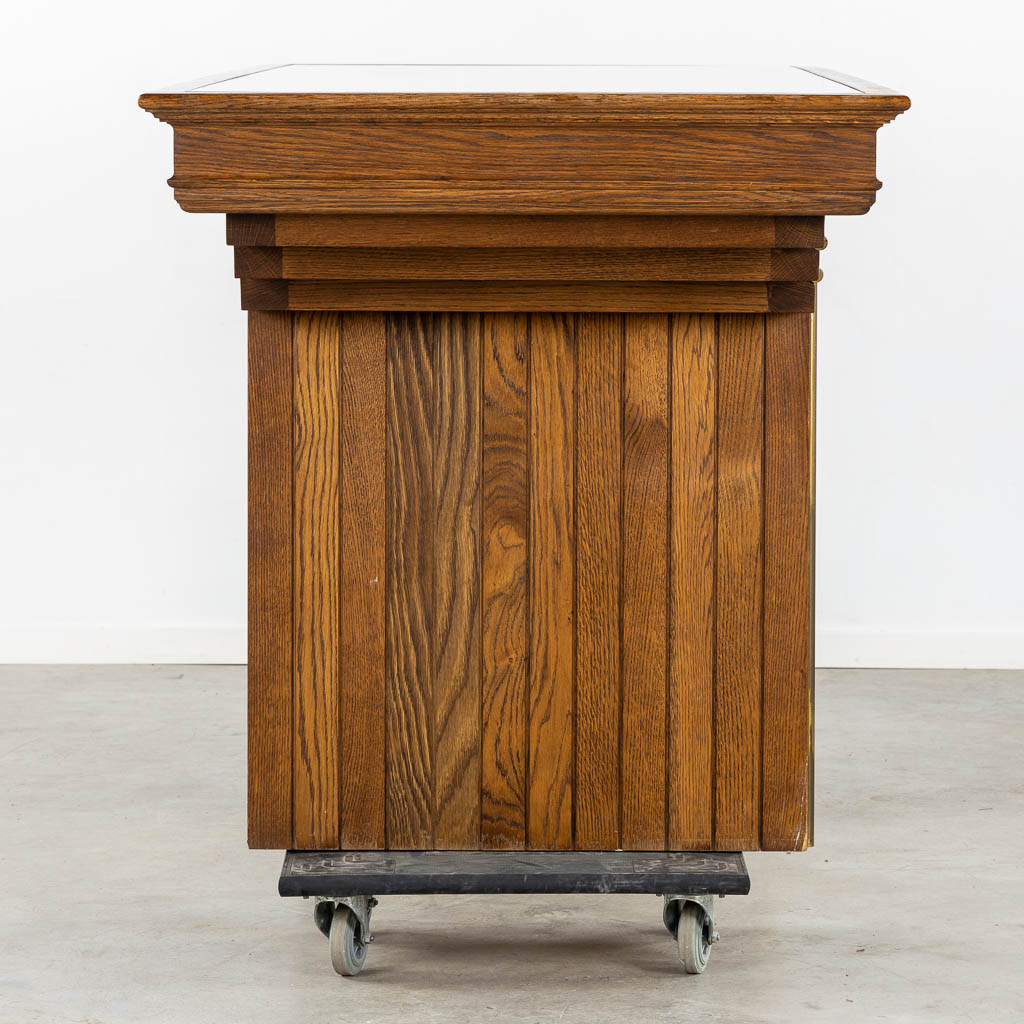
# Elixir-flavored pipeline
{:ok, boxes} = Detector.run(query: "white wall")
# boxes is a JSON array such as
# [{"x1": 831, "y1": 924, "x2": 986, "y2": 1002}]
[{"x1": 1, "y1": 0, "x2": 1021, "y2": 667}]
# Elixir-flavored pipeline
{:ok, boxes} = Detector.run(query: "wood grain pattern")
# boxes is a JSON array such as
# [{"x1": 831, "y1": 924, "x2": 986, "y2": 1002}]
[
  {"x1": 528, "y1": 314, "x2": 575, "y2": 850},
  {"x1": 762, "y1": 313, "x2": 813, "y2": 850},
  {"x1": 481, "y1": 314, "x2": 529, "y2": 849},
  {"x1": 172, "y1": 123, "x2": 875, "y2": 182},
  {"x1": 239, "y1": 279, "x2": 813, "y2": 314},
  {"x1": 247, "y1": 311, "x2": 293, "y2": 849},
  {"x1": 766, "y1": 282, "x2": 817, "y2": 313},
  {"x1": 714, "y1": 314, "x2": 764, "y2": 850},
  {"x1": 574, "y1": 313, "x2": 622, "y2": 850},
  {"x1": 230, "y1": 214, "x2": 275, "y2": 246},
  {"x1": 172, "y1": 129, "x2": 876, "y2": 217},
  {"x1": 773, "y1": 217, "x2": 825, "y2": 249},
  {"x1": 174, "y1": 183, "x2": 886, "y2": 217},
  {"x1": 621, "y1": 315, "x2": 670, "y2": 850},
  {"x1": 248, "y1": 309, "x2": 815, "y2": 853},
  {"x1": 339, "y1": 313, "x2": 387, "y2": 849},
  {"x1": 233, "y1": 245, "x2": 817, "y2": 281},
  {"x1": 144, "y1": 95, "x2": 901, "y2": 215},
  {"x1": 143, "y1": 70, "x2": 905, "y2": 856},
  {"x1": 292, "y1": 313, "x2": 340, "y2": 849},
  {"x1": 768, "y1": 250, "x2": 820, "y2": 282},
  {"x1": 237, "y1": 214, "x2": 793, "y2": 250},
  {"x1": 668, "y1": 314, "x2": 717, "y2": 851},
  {"x1": 143, "y1": 84, "x2": 909, "y2": 124},
  {"x1": 808, "y1": 310, "x2": 817, "y2": 850},
  {"x1": 386, "y1": 314, "x2": 434, "y2": 849},
  {"x1": 432, "y1": 315, "x2": 483, "y2": 848}
]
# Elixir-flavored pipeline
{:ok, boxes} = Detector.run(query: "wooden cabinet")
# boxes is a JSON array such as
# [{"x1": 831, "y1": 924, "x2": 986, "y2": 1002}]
[{"x1": 141, "y1": 65, "x2": 908, "y2": 855}]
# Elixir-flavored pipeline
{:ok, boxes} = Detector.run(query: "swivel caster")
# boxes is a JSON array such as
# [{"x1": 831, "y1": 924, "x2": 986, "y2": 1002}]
[
  {"x1": 663, "y1": 894, "x2": 718, "y2": 974},
  {"x1": 313, "y1": 895, "x2": 377, "y2": 977}
]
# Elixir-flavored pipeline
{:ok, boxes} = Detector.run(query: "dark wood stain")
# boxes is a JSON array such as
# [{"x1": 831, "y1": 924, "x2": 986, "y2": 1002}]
[
  {"x1": 229, "y1": 213, "x2": 275, "y2": 245},
  {"x1": 240, "y1": 279, "x2": 802, "y2": 313}
]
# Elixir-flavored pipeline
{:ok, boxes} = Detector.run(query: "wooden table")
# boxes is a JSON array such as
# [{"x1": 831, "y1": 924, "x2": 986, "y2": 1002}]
[{"x1": 140, "y1": 65, "x2": 908, "y2": 863}]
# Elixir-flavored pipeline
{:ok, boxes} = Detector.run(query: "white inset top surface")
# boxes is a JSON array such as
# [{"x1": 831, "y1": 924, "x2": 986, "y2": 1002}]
[{"x1": 191, "y1": 64, "x2": 859, "y2": 95}]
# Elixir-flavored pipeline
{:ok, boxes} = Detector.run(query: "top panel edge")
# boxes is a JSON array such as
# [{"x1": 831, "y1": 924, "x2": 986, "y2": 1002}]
[{"x1": 142, "y1": 64, "x2": 904, "y2": 97}]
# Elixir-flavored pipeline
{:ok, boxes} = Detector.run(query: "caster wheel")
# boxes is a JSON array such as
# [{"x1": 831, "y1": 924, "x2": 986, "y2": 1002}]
[
  {"x1": 676, "y1": 903, "x2": 712, "y2": 975},
  {"x1": 330, "y1": 904, "x2": 368, "y2": 976}
]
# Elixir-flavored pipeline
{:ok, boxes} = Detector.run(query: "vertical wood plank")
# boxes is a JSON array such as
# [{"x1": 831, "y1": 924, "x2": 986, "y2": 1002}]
[
  {"x1": 714, "y1": 314, "x2": 764, "y2": 851},
  {"x1": 247, "y1": 311, "x2": 293, "y2": 849},
  {"x1": 762, "y1": 313, "x2": 812, "y2": 850},
  {"x1": 339, "y1": 313, "x2": 387, "y2": 849},
  {"x1": 574, "y1": 314, "x2": 622, "y2": 850},
  {"x1": 668, "y1": 314, "x2": 717, "y2": 851},
  {"x1": 433, "y1": 315, "x2": 483, "y2": 848},
  {"x1": 528, "y1": 314, "x2": 575, "y2": 850},
  {"x1": 386, "y1": 314, "x2": 434, "y2": 849},
  {"x1": 621, "y1": 314, "x2": 670, "y2": 850},
  {"x1": 292, "y1": 312, "x2": 341, "y2": 849},
  {"x1": 481, "y1": 314, "x2": 529, "y2": 849},
  {"x1": 808, "y1": 309, "x2": 817, "y2": 849}
]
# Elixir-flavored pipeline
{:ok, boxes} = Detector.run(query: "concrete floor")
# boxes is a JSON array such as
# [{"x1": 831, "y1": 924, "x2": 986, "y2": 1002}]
[{"x1": 2, "y1": 666, "x2": 1022, "y2": 1023}]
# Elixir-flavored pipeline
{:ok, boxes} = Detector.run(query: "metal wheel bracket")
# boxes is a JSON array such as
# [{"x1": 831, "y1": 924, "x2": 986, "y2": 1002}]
[
  {"x1": 314, "y1": 894, "x2": 377, "y2": 943},
  {"x1": 663, "y1": 894, "x2": 719, "y2": 943}
]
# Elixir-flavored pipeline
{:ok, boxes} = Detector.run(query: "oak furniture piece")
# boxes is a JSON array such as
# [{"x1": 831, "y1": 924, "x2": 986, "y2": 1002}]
[{"x1": 141, "y1": 65, "x2": 908, "y2": 974}]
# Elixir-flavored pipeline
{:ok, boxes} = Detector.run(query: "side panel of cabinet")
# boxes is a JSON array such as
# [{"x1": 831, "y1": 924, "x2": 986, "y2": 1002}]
[{"x1": 246, "y1": 310, "x2": 813, "y2": 852}]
